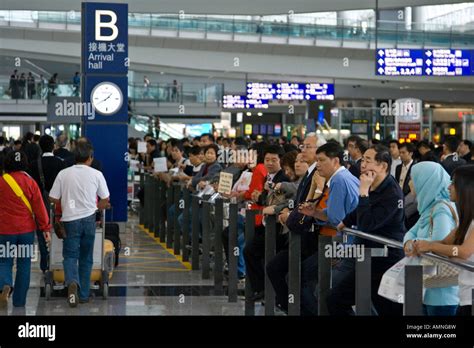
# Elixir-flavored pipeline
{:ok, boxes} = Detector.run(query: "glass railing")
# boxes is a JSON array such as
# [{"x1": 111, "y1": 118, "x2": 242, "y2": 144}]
[
  {"x1": 0, "y1": 10, "x2": 473, "y2": 47},
  {"x1": 128, "y1": 82, "x2": 223, "y2": 105},
  {"x1": 0, "y1": 78, "x2": 223, "y2": 106},
  {"x1": 0, "y1": 80, "x2": 76, "y2": 100}
]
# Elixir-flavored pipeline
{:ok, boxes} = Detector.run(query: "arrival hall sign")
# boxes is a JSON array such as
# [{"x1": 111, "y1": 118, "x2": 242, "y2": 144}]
[
  {"x1": 81, "y1": 2, "x2": 129, "y2": 225},
  {"x1": 81, "y1": 2, "x2": 128, "y2": 74}
]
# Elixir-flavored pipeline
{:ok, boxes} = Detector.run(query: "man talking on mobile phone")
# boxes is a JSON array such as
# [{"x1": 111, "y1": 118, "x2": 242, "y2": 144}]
[{"x1": 297, "y1": 142, "x2": 360, "y2": 315}]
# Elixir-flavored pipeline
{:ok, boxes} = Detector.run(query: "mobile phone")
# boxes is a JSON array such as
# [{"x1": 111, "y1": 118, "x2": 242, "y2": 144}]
[{"x1": 301, "y1": 198, "x2": 319, "y2": 204}]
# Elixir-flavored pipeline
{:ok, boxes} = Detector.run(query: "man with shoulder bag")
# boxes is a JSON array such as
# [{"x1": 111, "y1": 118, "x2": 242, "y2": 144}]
[{"x1": 49, "y1": 139, "x2": 110, "y2": 307}]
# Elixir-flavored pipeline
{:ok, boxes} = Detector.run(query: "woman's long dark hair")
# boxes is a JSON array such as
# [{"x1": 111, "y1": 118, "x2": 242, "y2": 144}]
[{"x1": 453, "y1": 165, "x2": 474, "y2": 245}]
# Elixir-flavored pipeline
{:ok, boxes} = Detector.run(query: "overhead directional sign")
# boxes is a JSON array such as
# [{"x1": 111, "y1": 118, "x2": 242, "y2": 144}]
[
  {"x1": 425, "y1": 49, "x2": 472, "y2": 76},
  {"x1": 377, "y1": 48, "x2": 474, "y2": 76},
  {"x1": 376, "y1": 49, "x2": 424, "y2": 76},
  {"x1": 222, "y1": 95, "x2": 269, "y2": 109}
]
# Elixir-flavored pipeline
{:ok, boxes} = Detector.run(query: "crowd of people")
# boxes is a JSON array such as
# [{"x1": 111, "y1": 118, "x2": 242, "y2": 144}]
[
  {"x1": 7, "y1": 70, "x2": 70, "y2": 100},
  {"x1": 134, "y1": 132, "x2": 474, "y2": 316},
  {"x1": 0, "y1": 129, "x2": 473, "y2": 316},
  {"x1": 0, "y1": 132, "x2": 109, "y2": 309}
]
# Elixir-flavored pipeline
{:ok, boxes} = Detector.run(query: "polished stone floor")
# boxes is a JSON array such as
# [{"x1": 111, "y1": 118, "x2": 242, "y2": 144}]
[{"x1": 0, "y1": 213, "x2": 281, "y2": 316}]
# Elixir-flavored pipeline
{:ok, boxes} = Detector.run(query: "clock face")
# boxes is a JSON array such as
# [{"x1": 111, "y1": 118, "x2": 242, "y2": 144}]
[{"x1": 91, "y1": 82, "x2": 123, "y2": 115}]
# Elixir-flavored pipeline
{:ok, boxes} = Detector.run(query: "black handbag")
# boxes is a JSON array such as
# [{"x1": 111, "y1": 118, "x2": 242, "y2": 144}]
[
  {"x1": 285, "y1": 209, "x2": 314, "y2": 234},
  {"x1": 286, "y1": 185, "x2": 327, "y2": 234}
]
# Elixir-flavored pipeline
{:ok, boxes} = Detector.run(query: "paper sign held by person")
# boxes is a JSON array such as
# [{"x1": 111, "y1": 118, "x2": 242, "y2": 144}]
[
  {"x1": 137, "y1": 141, "x2": 147, "y2": 153},
  {"x1": 218, "y1": 172, "x2": 234, "y2": 195},
  {"x1": 153, "y1": 157, "x2": 168, "y2": 173}
]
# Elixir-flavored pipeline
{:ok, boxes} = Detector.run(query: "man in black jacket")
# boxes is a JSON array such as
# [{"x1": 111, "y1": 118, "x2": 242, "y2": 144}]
[
  {"x1": 22, "y1": 132, "x2": 40, "y2": 165},
  {"x1": 441, "y1": 136, "x2": 466, "y2": 176},
  {"x1": 54, "y1": 134, "x2": 75, "y2": 167},
  {"x1": 395, "y1": 142, "x2": 415, "y2": 196},
  {"x1": 264, "y1": 134, "x2": 322, "y2": 313},
  {"x1": 417, "y1": 140, "x2": 439, "y2": 163},
  {"x1": 243, "y1": 144, "x2": 289, "y2": 302},
  {"x1": 457, "y1": 139, "x2": 472, "y2": 163},
  {"x1": 346, "y1": 135, "x2": 367, "y2": 179},
  {"x1": 0, "y1": 136, "x2": 11, "y2": 174},
  {"x1": 29, "y1": 135, "x2": 66, "y2": 272},
  {"x1": 328, "y1": 145, "x2": 405, "y2": 316}
]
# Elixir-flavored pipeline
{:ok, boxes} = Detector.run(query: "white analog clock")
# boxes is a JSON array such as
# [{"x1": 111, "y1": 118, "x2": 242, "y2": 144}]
[{"x1": 90, "y1": 82, "x2": 123, "y2": 115}]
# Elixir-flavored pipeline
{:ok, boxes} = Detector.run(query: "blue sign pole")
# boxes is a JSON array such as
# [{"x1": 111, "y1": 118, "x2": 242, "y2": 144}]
[{"x1": 81, "y1": 2, "x2": 129, "y2": 224}]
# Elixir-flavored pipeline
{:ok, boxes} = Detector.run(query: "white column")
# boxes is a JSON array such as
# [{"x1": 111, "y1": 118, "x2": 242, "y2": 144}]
[{"x1": 412, "y1": 6, "x2": 427, "y2": 31}]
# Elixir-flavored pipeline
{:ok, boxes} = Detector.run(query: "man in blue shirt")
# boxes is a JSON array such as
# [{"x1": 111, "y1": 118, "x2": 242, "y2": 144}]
[{"x1": 298, "y1": 142, "x2": 359, "y2": 315}]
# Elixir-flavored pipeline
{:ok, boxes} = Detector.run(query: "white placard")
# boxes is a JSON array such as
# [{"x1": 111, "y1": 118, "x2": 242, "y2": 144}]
[
  {"x1": 129, "y1": 159, "x2": 139, "y2": 172},
  {"x1": 137, "y1": 141, "x2": 147, "y2": 153},
  {"x1": 233, "y1": 170, "x2": 252, "y2": 192},
  {"x1": 153, "y1": 157, "x2": 168, "y2": 173},
  {"x1": 218, "y1": 172, "x2": 234, "y2": 195}
]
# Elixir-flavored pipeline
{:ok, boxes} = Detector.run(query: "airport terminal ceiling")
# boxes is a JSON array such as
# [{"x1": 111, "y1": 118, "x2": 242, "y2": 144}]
[{"x1": 0, "y1": 0, "x2": 470, "y2": 14}]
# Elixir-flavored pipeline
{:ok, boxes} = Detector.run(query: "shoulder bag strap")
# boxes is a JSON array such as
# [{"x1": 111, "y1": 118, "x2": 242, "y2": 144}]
[
  {"x1": 429, "y1": 201, "x2": 459, "y2": 238},
  {"x1": 37, "y1": 152, "x2": 46, "y2": 191},
  {"x1": 2, "y1": 173, "x2": 33, "y2": 215}
]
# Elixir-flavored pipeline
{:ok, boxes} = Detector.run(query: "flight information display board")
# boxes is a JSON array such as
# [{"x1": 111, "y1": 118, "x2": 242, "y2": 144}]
[
  {"x1": 246, "y1": 82, "x2": 335, "y2": 101},
  {"x1": 376, "y1": 48, "x2": 474, "y2": 76}
]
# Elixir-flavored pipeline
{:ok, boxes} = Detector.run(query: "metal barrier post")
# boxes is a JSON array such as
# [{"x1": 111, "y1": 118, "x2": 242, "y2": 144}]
[
  {"x1": 214, "y1": 198, "x2": 224, "y2": 295},
  {"x1": 472, "y1": 289, "x2": 474, "y2": 316},
  {"x1": 228, "y1": 202, "x2": 238, "y2": 302},
  {"x1": 245, "y1": 209, "x2": 256, "y2": 316},
  {"x1": 264, "y1": 214, "x2": 277, "y2": 316},
  {"x1": 182, "y1": 189, "x2": 191, "y2": 262},
  {"x1": 202, "y1": 200, "x2": 211, "y2": 279},
  {"x1": 153, "y1": 178, "x2": 160, "y2": 238},
  {"x1": 355, "y1": 250, "x2": 372, "y2": 316},
  {"x1": 173, "y1": 183, "x2": 181, "y2": 255},
  {"x1": 288, "y1": 230, "x2": 301, "y2": 316},
  {"x1": 149, "y1": 177, "x2": 156, "y2": 234},
  {"x1": 166, "y1": 184, "x2": 174, "y2": 249},
  {"x1": 139, "y1": 171, "x2": 144, "y2": 225},
  {"x1": 318, "y1": 235, "x2": 332, "y2": 316},
  {"x1": 159, "y1": 181, "x2": 166, "y2": 242},
  {"x1": 404, "y1": 265, "x2": 423, "y2": 316},
  {"x1": 143, "y1": 174, "x2": 150, "y2": 230},
  {"x1": 191, "y1": 195, "x2": 200, "y2": 270}
]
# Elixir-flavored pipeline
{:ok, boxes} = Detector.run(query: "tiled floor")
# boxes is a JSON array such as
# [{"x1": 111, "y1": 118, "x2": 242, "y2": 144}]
[{"x1": 1, "y1": 213, "x2": 283, "y2": 316}]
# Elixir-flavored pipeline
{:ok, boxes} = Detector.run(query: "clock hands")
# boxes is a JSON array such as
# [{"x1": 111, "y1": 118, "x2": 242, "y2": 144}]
[{"x1": 95, "y1": 93, "x2": 113, "y2": 105}]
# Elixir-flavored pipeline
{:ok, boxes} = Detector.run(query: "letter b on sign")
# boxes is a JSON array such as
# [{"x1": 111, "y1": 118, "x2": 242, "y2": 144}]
[{"x1": 95, "y1": 10, "x2": 118, "y2": 41}]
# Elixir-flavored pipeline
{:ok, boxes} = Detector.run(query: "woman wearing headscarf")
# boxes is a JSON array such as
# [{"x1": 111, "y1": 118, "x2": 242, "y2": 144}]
[{"x1": 403, "y1": 161, "x2": 459, "y2": 316}]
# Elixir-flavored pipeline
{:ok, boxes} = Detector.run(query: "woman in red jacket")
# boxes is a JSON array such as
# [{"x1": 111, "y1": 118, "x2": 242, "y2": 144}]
[
  {"x1": 0, "y1": 151, "x2": 50, "y2": 308},
  {"x1": 229, "y1": 144, "x2": 268, "y2": 226}
]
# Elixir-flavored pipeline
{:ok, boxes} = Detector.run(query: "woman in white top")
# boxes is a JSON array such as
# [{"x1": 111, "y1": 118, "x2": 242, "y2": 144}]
[{"x1": 415, "y1": 165, "x2": 474, "y2": 316}]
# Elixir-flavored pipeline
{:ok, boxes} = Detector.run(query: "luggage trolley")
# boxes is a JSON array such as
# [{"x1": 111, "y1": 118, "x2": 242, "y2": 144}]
[{"x1": 44, "y1": 206, "x2": 115, "y2": 300}]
